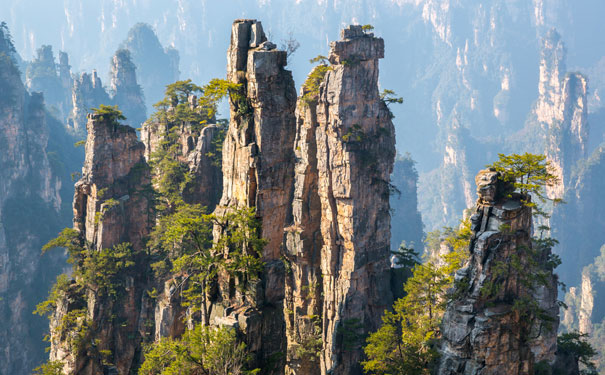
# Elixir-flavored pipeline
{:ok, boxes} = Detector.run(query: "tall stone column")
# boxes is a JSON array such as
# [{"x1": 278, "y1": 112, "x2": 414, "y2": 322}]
[
  {"x1": 213, "y1": 19, "x2": 297, "y2": 371},
  {"x1": 438, "y1": 169, "x2": 559, "y2": 375},
  {"x1": 315, "y1": 25, "x2": 396, "y2": 375}
]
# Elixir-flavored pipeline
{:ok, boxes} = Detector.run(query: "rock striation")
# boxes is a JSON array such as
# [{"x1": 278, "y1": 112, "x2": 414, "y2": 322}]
[
  {"x1": 438, "y1": 169, "x2": 559, "y2": 375},
  {"x1": 67, "y1": 70, "x2": 111, "y2": 135},
  {"x1": 141, "y1": 110, "x2": 223, "y2": 210},
  {"x1": 211, "y1": 18, "x2": 297, "y2": 369},
  {"x1": 0, "y1": 24, "x2": 77, "y2": 375},
  {"x1": 535, "y1": 29, "x2": 588, "y2": 199},
  {"x1": 110, "y1": 49, "x2": 147, "y2": 129},
  {"x1": 50, "y1": 113, "x2": 152, "y2": 374},
  {"x1": 283, "y1": 25, "x2": 396, "y2": 375}
]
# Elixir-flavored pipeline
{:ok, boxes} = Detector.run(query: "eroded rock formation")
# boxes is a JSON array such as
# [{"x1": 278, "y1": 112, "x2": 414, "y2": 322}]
[
  {"x1": 0, "y1": 25, "x2": 77, "y2": 375},
  {"x1": 315, "y1": 25, "x2": 395, "y2": 375},
  {"x1": 211, "y1": 18, "x2": 297, "y2": 369},
  {"x1": 535, "y1": 29, "x2": 589, "y2": 199},
  {"x1": 110, "y1": 49, "x2": 147, "y2": 129},
  {"x1": 439, "y1": 169, "x2": 559, "y2": 374},
  {"x1": 50, "y1": 113, "x2": 152, "y2": 374},
  {"x1": 283, "y1": 25, "x2": 396, "y2": 375}
]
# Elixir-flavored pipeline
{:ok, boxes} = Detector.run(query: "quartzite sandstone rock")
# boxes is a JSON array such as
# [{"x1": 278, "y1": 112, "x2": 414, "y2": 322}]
[
  {"x1": 50, "y1": 113, "x2": 152, "y2": 374},
  {"x1": 315, "y1": 25, "x2": 395, "y2": 375},
  {"x1": 212, "y1": 18, "x2": 297, "y2": 370},
  {"x1": 438, "y1": 169, "x2": 559, "y2": 375},
  {"x1": 535, "y1": 29, "x2": 588, "y2": 200}
]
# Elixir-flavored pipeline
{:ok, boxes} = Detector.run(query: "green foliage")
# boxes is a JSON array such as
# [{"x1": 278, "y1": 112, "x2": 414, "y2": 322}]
[
  {"x1": 364, "y1": 221, "x2": 470, "y2": 374},
  {"x1": 33, "y1": 274, "x2": 71, "y2": 317},
  {"x1": 309, "y1": 55, "x2": 329, "y2": 65},
  {"x1": 295, "y1": 316, "x2": 322, "y2": 361},
  {"x1": 391, "y1": 243, "x2": 420, "y2": 269},
  {"x1": 362, "y1": 24, "x2": 375, "y2": 32},
  {"x1": 74, "y1": 140, "x2": 86, "y2": 148},
  {"x1": 42, "y1": 227, "x2": 85, "y2": 265},
  {"x1": 91, "y1": 104, "x2": 126, "y2": 124},
  {"x1": 486, "y1": 153, "x2": 561, "y2": 218},
  {"x1": 213, "y1": 207, "x2": 267, "y2": 296},
  {"x1": 80, "y1": 243, "x2": 137, "y2": 298},
  {"x1": 557, "y1": 332, "x2": 598, "y2": 374},
  {"x1": 149, "y1": 204, "x2": 266, "y2": 324},
  {"x1": 380, "y1": 89, "x2": 404, "y2": 119},
  {"x1": 151, "y1": 78, "x2": 240, "y2": 128},
  {"x1": 342, "y1": 124, "x2": 365, "y2": 143},
  {"x1": 32, "y1": 360, "x2": 64, "y2": 375},
  {"x1": 139, "y1": 323, "x2": 259, "y2": 375},
  {"x1": 302, "y1": 63, "x2": 331, "y2": 104}
]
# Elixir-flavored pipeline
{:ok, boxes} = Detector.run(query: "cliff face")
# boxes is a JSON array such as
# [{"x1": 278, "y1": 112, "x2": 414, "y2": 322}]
[
  {"x1": 439, "y1": 169, "x2": 559, "y2": 374},
  {"x1": 314, "y1": 25, "x2": 395, "y2": 375},
  {"x1": 119, "y1": 23, "x2": 180, "y2": 109},
  {"x1": 535, "y1": 29, "x2": 589, "y2": 199},
  {"x1": 0, "y1": 25, "x2": 77, "y2": 375},
  {"x1": 67, "y1": 71, "x2": 111, "y2": 135},
  {"x1": 50, "y1": 113, "x2": 152, "y2": 374},
  {"x1": 141, "y1": 111, "x2": 223, "y2": 210},
  {"x1": 110, "y1": 49, "x2": 147, "y2": 129},
  {"x1": 211, "y1": 19, "x2": 297, "y2": 369},
  {"x1": 69, "y1": 50, "x2": 147, "y2": 136}
]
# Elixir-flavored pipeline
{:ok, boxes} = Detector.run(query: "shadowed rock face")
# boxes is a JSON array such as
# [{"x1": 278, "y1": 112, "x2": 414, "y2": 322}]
[
  {"x1": 0, "y1": 30, "x2": 69, "y2": 375},
  {"x1": 438, "y1": 169, "x2": 559, "y2": 375},
  {"x1": 110, "y1": 49, "x2": 147, "y2": 129},
  {"x1": 50, "y1": 114, "x2": 152, "y2": 375}
]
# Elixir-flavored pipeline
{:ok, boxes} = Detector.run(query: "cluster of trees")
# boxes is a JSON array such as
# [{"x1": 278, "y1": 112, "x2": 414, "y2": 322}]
[{"x1": 34, "y1": 80, "x2": 264, "y2": 374}]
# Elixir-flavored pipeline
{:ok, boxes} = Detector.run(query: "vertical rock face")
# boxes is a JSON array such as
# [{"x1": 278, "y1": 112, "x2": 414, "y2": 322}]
[
  {"x1": 213, "y1": 18, "x2": 297, "y2": 369},
  {"x1": 141, "y1": 117, "x2": 223, "y2": 210},
  {"x1": 439, "y1": 169, "x2": 559, "y2": 375},
  {"x1": 119, "y1": 23, "x2": 180, "y2": 109},
  {"x1": 535, "y1": 29, "x2": 589, "y2": 199},
  {"x1": 0, "y1": 26, "x2": 70, "y2": 375},
  {"x1": 26, "y1": 45, "x2": 70, "y2": 118},
  {"x1": 110, "y1": 49, "x2": 147, "y2": 129},
  {"x1": 68, "y1": 71, "x2": 111, "y2": 135},
  {"x1": 51, "y1": 114, "x2": 151, "y2": 374},
  {"x1": 72, "y1": 113, "x2": 150, "y2": 251},
  {"x1": 283, "y1": 89, "x2": 324, "y2": 375},
  {"x1": 314, "y1": 25, "x2": 395, "y2": 375}
]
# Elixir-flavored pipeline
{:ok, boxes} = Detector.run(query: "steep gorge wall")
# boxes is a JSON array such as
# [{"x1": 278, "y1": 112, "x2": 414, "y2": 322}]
[{"x1": 0, "y1": 26, "x2": 79, "y2": 375}]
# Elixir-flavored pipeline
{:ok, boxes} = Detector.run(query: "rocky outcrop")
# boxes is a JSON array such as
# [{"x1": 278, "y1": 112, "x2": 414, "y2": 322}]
[
  {"x1": 119, "y1": 23, "x2": 180, "y2": 109},
  {"x1": 0, "y1": 25, "x2": 77, "y2": 375},
  {"x1": 439, "y1": 169, "x2": 559, "y2": 375},
  {"x1": 72, "y1": 113, "x2": 150, "y2": 251},
  {"x1": 141, "y1": 113, "x2": 223, "y2": 210},
  {"x1": 535, "y1": 29, "x2": 589, "y2": 199},
  {"x1": 285, "y1": 25, "x2": 396, "y2": 375},
  {"x1": 315, "y1": 25, "x2": 395, "y2": 375},
  {"x1": 110, "y1": 49, "x2": 147, "y2": 129},
  {"x1": 50, "y1": 113, "x2": 152, "y2": 374},
  {"x1": 283, "y1": 83, "x2": 324, "y2": 375},
  {"x1": 67, "y1": 71, "x2": 111, "y2": 135},
  {"x1": 26, "y1": 45, "x2": 71, "y2": 119},
  {"x1": 211, "y1": 19, "x2": 297, "y2": 370}
]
